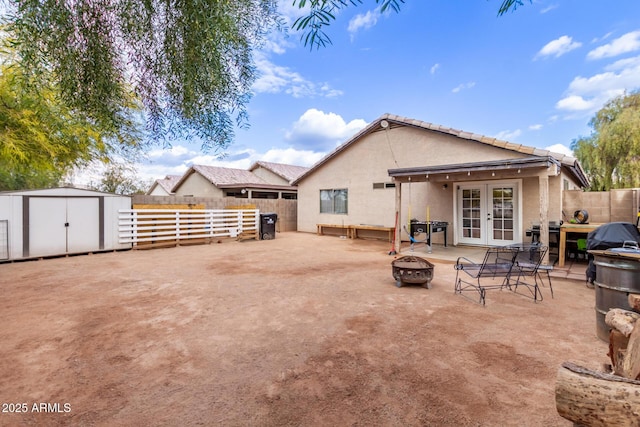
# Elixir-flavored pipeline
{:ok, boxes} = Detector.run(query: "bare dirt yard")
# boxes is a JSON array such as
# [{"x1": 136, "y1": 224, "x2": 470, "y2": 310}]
[{"x1": 1, "y1": 232, "x2": 606, "y2": 426}]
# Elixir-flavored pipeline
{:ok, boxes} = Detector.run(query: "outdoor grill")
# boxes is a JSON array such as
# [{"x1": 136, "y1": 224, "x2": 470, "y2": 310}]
[
  {"x1": 392, "y1": 256, "x2": 434, "y2": 289},
  {"x1": 409, "y1": 220, "x2": 448, "y2": 247}
]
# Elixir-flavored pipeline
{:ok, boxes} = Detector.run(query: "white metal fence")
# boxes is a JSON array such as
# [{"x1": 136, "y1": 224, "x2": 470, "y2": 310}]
[{"x1": 118, "y1": 209, "x2": 259, "y2": 247}]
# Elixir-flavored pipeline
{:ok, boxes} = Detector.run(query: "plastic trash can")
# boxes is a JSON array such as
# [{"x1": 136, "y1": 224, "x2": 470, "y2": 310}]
[{"x1": 260, "y1": 213, "x2": 277, "y2": 240}]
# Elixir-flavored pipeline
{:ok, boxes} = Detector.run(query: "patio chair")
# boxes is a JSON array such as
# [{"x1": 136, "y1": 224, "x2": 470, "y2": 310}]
[
  {"x1": 454, "y1": 246, "x2": 520, "y2": 305},
  {"x1": 507, "y1": 243, "x2": 553, "y2": 302}
]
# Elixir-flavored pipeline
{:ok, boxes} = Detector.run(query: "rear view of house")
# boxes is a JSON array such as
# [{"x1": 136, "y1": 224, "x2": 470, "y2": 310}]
[{"x1": 294, "y1": 113, "x2": 588, "y2": 253}]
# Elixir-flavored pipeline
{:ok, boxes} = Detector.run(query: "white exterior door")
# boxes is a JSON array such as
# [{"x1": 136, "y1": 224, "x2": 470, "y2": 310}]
[{"x1": 456, "y1": 180, "x2": 521, "y2": 246}]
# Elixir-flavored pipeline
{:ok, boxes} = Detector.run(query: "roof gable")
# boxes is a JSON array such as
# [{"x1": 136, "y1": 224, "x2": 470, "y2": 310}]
[{"x1": 292, "y1": 113, "x2": 588, "y2": 187}]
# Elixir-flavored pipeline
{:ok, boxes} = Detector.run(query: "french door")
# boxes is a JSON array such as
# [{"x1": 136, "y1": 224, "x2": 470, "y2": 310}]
[{"x1": 456, "y1": 180, "x2": 521, "y2": 246}]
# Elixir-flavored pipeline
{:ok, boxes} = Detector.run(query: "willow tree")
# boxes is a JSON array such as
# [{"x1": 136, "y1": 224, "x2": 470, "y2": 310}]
[
  {"x1": 0, "y1": 57, "x2": 142, "y2": 190},
  {"x1": 571, "y1": 91, "x2": 640, "y2": 191},
  {"x1": 6, "y1": 0, "x2": 280, "y2": 152},
  {"x1": 293, "y1": 0, "x2": 529, "y2": 49},
  {"x1": 7, "y1": 0, "x2": 529, "y2": 151}
]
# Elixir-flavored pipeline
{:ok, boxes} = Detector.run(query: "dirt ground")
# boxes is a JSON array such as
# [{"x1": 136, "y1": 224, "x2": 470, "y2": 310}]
[{"x1": 0, "y1": 232, "x2": 607, "y2": 426}]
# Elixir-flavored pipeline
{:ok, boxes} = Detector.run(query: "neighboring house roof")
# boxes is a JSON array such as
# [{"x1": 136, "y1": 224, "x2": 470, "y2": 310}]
[
  {"x1": 292, "y1": 113, "x2": 589, "y2": 187},
  {"x1": 173, "y1": 165, "x2": 297, "y2": 191},
  {"x1": 249, "y1": 161, "x2": 310, "y2": 184},
  {"x1": 147, "y1": 175, "x2": 181, "y2": 195}
]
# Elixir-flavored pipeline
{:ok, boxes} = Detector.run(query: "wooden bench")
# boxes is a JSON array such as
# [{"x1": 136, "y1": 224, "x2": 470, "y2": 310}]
[
  {"x1": 317, "y1": 224, "x2": 351, "y2": 237},
  {"x1": 350, "y1": 225, "x2": 395, "y2": 242},
  {"x1": 316, "y1": 224, "x2": 395, "y2": 242}
]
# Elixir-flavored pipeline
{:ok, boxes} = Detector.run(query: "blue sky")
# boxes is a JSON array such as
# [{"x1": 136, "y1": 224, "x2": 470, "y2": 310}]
[{"x1": 82, "y1": 0, "x2": 640, "y2": 185}]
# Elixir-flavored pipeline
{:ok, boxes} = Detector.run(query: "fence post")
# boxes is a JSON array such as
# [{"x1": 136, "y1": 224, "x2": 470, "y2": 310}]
[
  {"x1": 175, "y1": 211, "x2": 180, "y2": 243},
  {"x1": 255, "y1": 209, "x2": 260, "y2": 239},
  {"x1": 132, "y1": 210, "x2": 138, "y2": 246}
]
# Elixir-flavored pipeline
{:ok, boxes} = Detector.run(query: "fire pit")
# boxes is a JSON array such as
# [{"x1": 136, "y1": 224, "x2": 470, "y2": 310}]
[{"x1": 392, "y1": 256, "x2": 434, "y2": 288}]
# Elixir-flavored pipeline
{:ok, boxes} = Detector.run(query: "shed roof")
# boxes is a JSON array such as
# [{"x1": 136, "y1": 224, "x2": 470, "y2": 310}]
[
  {"x1": 0, "y1": 187, "x2": 131, "y2": 197},
  {"x1": 292, "y1": 113, "x2": 589, "y2": 187}
]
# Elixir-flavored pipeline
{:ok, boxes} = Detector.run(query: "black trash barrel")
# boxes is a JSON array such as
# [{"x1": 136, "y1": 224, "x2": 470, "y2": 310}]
[{"x1": 260, "y1": 213, "x2": 277, "y2": 240}]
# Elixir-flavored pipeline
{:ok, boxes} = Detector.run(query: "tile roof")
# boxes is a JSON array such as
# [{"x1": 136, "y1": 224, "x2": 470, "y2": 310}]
[
  {"x1": 249, "y1": 161, "x2": 310, "y2": 184},
  {"x1": 158, "y1": 175, "x2": 181, "y2": 193},
  {"x1": 146, "y1": 175, "x2": 181, "y2": 195},
  {"x1": 191, "y1": 165, "x2": 270, "y2": 186},
  {"x1": 293, "y1": 113, "x2": 588, "y2": 186}
]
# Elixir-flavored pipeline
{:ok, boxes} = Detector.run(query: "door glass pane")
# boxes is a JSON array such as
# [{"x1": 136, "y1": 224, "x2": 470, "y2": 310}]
[
  {"x1": 491, "y1": 186, "x2": 514, "y2": 242},
  {"x1": 461, "y1": 187, "x2": 482, "y2": 241}
]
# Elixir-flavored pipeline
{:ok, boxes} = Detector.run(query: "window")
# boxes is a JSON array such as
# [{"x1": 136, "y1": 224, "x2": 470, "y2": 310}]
[
  {"x1": 373, "y1": 182, "x2": 396, "y2": 189},
  {"x1": 225, "y1": 190, "x2": 248, "y2": 198},
  {"x1": 320, "y1": 189, "x2": 348, "y2": 214},
  {"x1": 252, "y1": 191, "x2": 278, "y2": 199}
]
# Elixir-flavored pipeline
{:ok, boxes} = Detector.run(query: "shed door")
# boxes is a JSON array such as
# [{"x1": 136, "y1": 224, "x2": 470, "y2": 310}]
[
  {"x1": 67, "y1": 198, "x2": 100, "y2": 253},
  {"x1": 29, "y1": 197, "x2": 100, "y2": 257},
  {"x1": 29, "y1": 198, "x2": 68, "y2": 256}
]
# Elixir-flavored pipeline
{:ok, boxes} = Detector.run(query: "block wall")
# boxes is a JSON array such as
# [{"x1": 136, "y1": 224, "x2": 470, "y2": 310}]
[{"x1": 563, "y1": 188, "x2": 640, "y2": 224}]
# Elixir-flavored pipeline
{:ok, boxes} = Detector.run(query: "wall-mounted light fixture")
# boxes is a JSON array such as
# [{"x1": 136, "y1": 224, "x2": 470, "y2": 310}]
[{"x1": 442, "y1": 184, "x2": 448, "y2": 190}]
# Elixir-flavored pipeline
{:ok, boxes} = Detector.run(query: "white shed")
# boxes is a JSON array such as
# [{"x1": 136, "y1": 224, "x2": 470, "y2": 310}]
[{"x1": 0, "y1": 187, "x2": 131, "y2": 261}]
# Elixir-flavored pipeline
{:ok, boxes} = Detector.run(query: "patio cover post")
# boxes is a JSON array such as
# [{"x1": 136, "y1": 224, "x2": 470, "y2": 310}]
[
  {"x1": 539, "y1": 174, "x2": 550, "y2": 265},
  {"x1": 394, "y1": 180, "x2": 402, "y2": 254}
]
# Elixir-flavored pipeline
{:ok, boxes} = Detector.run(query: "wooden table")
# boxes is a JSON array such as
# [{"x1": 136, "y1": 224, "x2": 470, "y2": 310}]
[{"x1": 558, "y1": 223, "x2": 603, "y2": 267}]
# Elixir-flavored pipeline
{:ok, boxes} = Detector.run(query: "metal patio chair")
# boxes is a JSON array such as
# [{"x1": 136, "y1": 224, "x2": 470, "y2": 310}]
[
  {"x1": 454, "y1": 246, "x2": 520, "y2": 305},
  {"x1": 507, "y1": 243, "x2": 552, "y2": 302}
]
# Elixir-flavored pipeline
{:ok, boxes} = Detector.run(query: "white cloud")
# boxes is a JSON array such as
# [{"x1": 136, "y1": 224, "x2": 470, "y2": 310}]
[
  {"x1": 451, "y1": 82, "x2": 475, "y2": 93},
  {"x1": 556, "y1": 95, "x2": 599, "y2": 112},
  {"x1": 529, "y1": 124, "x2": 543, "y2": 131},
  {"x1": 587, "y1": 30, "x2": 640, "y2": 60},
  {"x1": 494, "y1": 129, "x2": 522, "y2": 141},
  {"x1": 285, "y1": 108, "x2": 368, "y2": 151},
  {"x1": 556, "y1": 55, "x2": 640, "y2": 115},
  {"x1": 430, "y1": 63, "x2": 440, "y2": 75},
  {"x1": 252, "y1": 53, "x2": 343, "y2": 98},
  {"x1": 591, "y1": 32, "x2": 613, "y2": 44},
  {"x1": 540, "y1": 4, "x2": 558, "y2": 14},
  {"x1": 348, "y1": 10, "x2": 379, "y2": 37},
  {"x1": 260, "y1": 147, "x2": 326, "y2": 167},
  {"x1": 544, "y1": 143, "x2": 573, "y2": 157},
  {"x1": 605, "y1": 55, "x2": 640, "y2": 71},
  {"x1": 535, "y1": 35, "x2": 582, "y2": 59}
]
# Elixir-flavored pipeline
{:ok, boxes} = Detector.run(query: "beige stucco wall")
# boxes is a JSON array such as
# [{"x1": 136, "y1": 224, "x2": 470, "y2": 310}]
[
  {"x1": 149, "y1": 186, "x2": 171, "y2": 196},
  {"x1": 174, "y1": 173, "x2": 223, "y2": 198},
  {"x1": 297, "y1": 126, "x2": 566, "y2": 245},
  {"x1": 251, "y1": 166, "x2": 289, "y2": 186}
]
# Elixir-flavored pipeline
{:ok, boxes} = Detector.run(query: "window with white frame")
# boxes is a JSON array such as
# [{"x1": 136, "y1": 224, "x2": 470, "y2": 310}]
[{"x1": 320, "y1": 189, "x2": 348, "y2": 214}]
